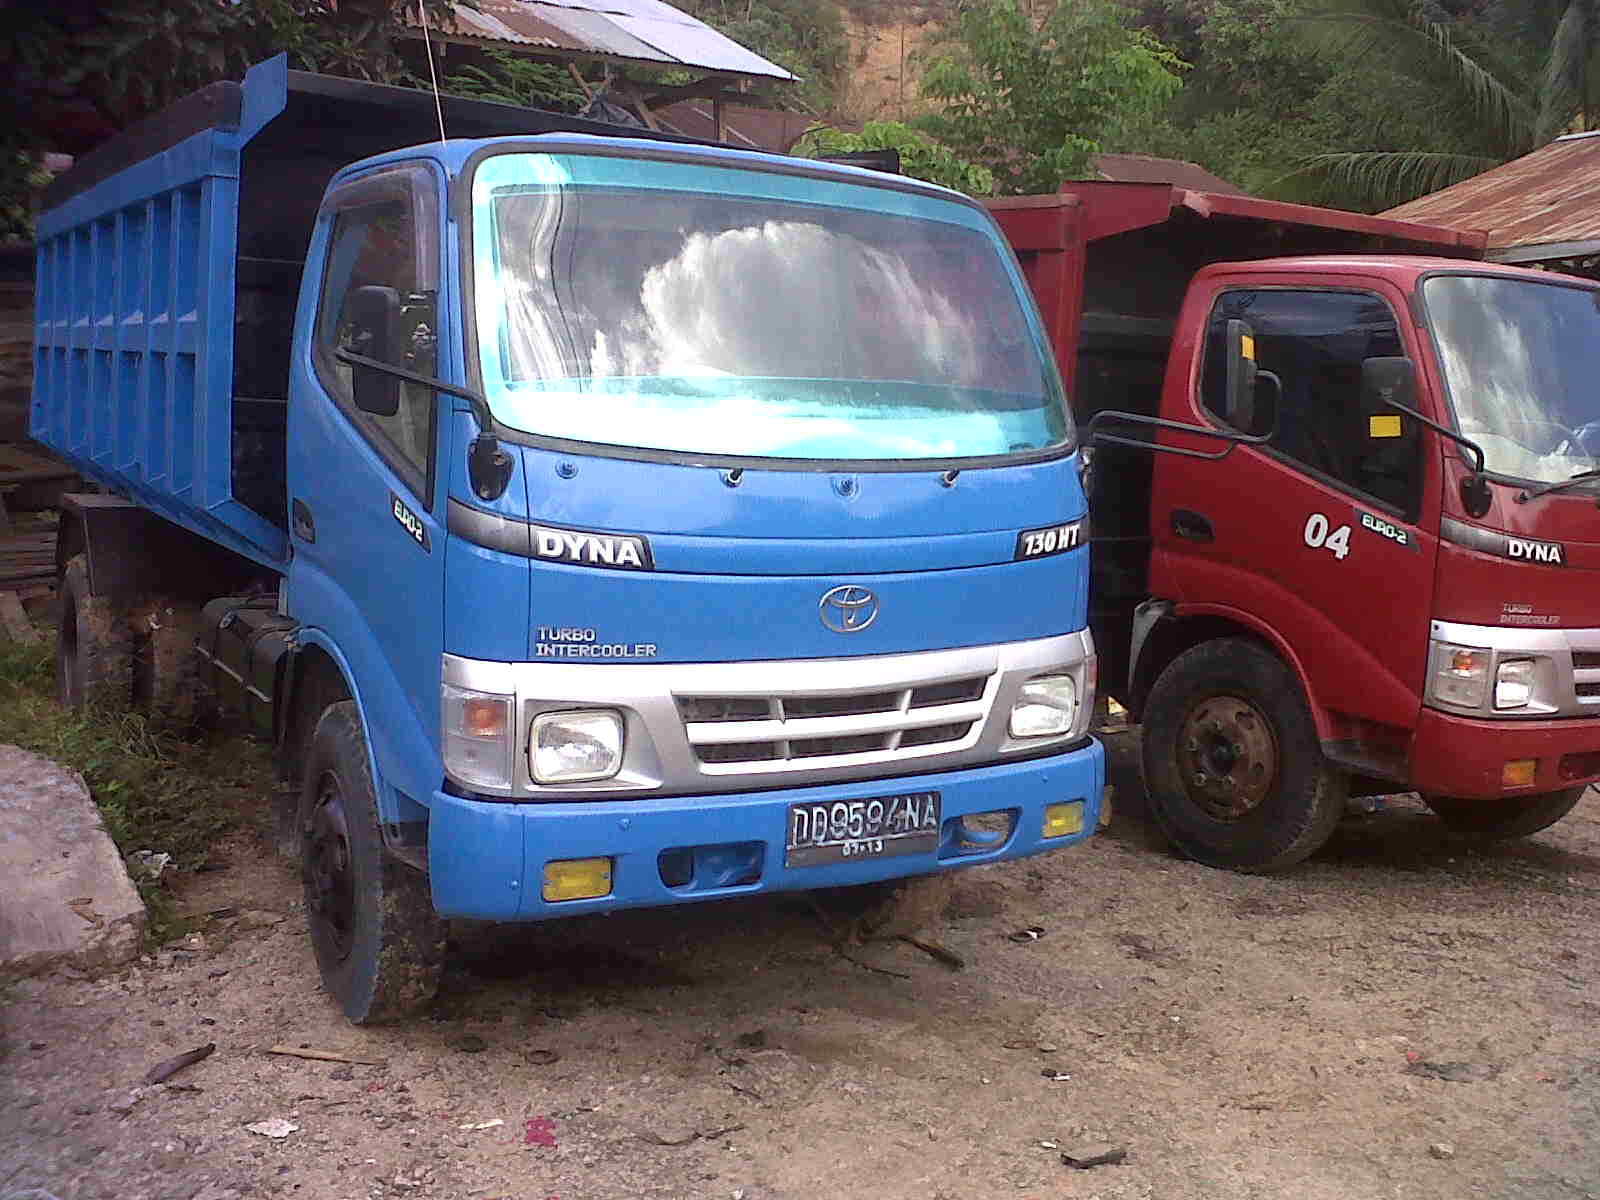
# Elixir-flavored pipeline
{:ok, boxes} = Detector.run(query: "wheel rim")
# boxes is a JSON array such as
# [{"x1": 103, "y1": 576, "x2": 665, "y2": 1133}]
[
  {"x1": 306, "y1": 770, "x2": 356, "y2": 960},
  {"x1": 1175, "y1": 694, "x2": 1278, "y2": 821}
]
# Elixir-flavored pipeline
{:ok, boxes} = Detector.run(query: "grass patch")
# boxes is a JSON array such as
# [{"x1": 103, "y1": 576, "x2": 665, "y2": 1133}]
[{"x1": 0, "y1": 632, "x2": 274, "y2": 944}]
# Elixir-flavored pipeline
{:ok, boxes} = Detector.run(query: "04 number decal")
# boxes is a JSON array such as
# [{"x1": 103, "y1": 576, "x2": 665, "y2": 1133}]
[{"x1": 1303, "y1": 512, "x2": 1351, "y2": 560}]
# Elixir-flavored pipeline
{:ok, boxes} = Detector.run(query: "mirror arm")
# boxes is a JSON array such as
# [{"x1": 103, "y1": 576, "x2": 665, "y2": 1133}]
[
  {"x1": 1380, "y1": 397, "x2": 1490, "y2": 516},
  {"x1": 1381, "y1": 397, "x2": 1485, "y2": 476},
  {"x1": 334, "y1": 347, "x2": 513, "y2": 502},
  {"x1": 1084, "y1": 409, "x2": 1273, "y2": 462}
]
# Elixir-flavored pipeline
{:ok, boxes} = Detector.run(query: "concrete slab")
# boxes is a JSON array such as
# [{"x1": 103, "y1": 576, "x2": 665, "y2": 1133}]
[{"x1": 0, "y1": 743, "x2": 145, "y2": 978}]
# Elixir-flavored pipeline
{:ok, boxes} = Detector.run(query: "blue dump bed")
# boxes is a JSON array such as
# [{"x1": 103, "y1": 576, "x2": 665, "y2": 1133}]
[{"x1": 31, "y1": 56, "x2": 693, "y2": 570}]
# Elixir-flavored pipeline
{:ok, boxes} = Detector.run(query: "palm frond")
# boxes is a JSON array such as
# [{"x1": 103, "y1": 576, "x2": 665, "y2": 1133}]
[
  {"x1": 1301, "y1": 2, "x2": 1536, "y2": 153},
  {"x1": 1282, "y1": 149, "x2": 1501, "y2": 210},
  {"x1": 1537, "y1": 1, "x2": 1595, "y2": 141}
]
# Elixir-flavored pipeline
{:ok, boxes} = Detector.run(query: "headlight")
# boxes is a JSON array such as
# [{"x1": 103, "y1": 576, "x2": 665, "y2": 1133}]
[
  {"x1": 1430, "y1": 643, "x2": 1489, "y2": 708},
  {"x1": 531, "y1": 709, "x2": 624, "y2": 783},
  {"x1": 1495, "y1": 659, "x2": 1535, "y2": 710},
  {"x1": 1009, "y1": 674, "x2": 1078, "y2": 738},
  {"x1": 442, "y1": 684, "x2": 514, "y2": 790}
]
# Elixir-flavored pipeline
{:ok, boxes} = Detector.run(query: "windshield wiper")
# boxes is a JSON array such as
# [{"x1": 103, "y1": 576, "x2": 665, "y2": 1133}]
[{"x1": 1518, "y1": 468, "x2": 1600, "y2": 502}]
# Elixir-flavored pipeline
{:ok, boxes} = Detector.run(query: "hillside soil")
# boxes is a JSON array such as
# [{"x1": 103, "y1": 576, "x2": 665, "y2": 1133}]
[{"x1": 5, "y1": 732, "x2": 1600, "y2": 1200}]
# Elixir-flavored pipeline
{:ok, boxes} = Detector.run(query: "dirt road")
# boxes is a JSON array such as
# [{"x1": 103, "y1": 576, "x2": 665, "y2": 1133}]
[{"x1": 6, "y1": 734, "x2": 1600, "y2": 1200}]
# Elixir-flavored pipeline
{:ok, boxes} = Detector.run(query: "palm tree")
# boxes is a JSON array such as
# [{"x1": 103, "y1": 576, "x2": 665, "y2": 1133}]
[{"x1": 1296, "y1": 0, "x2": 1600, "y2": 207}]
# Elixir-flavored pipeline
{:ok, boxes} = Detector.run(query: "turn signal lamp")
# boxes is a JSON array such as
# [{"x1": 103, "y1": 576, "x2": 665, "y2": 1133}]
[
  {"x1": 1043, "y1": 801, "x2": 1085, "y2": 839},
  {"x1": 1502, "y1": 759, "x2": 1537, "y2": 788},
  {"x1": 542, "y1": 857, "x2": 614, "y2": 902}
]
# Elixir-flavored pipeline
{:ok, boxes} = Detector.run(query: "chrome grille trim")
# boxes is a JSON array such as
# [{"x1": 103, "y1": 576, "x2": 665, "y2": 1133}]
[
  {"x1": 679, "y1": 684, "x2": 992, "y2": 772},
  {"x1": 443, "y1": 630, "x2": 1096, "y2": 799}
]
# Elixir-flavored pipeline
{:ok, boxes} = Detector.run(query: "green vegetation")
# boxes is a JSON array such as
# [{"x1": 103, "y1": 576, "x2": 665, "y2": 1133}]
[
  {"x1": 0, "y1": 635, "x2": 272, "y2": 943},
  {"x1": 916, "y1": 0, "x2": 1186, "y2": 194},
  {"x1": 793, "y1": 120, "x2": 996, "y2": 192}
]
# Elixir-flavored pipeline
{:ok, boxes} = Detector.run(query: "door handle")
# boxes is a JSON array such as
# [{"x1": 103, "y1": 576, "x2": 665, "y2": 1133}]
[
  {"x1": 1171, "y1": 509, "x2": 1213, "y2": 543},
  {"x1": 292, "y1": 498, "x2": 316, "y2": 544}
]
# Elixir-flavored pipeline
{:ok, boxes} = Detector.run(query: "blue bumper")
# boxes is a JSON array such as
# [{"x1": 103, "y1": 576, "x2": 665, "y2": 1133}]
[{"x1": 426, "y1": 740, "x2": 1104, "y2": 920}]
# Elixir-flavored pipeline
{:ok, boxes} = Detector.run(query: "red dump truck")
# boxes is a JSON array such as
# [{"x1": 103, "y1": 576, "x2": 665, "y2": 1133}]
[{"x1": 990, "y1": 183, "x2": 1600, "y2": 871}]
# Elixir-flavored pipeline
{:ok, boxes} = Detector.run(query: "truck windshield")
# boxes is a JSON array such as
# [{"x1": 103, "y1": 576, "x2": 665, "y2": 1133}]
[
  {"x1": 468, "y1": 151, "x2": 1069, "y2": 462},
  {"x1": 1425, "y1": 273, "x2": 1600, "y2": 484}
]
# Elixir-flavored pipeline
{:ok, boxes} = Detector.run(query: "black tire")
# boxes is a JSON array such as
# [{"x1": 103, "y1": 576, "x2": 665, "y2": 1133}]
[
  {"x1": 1423, "y1": 786, "x2": 1587, "y2": 839},
  {"x1": 1141, "y1": 637, "x2": 1345, "y2": 873},
  {"x1": 132, "y1": 601, "x2": 203, "y2": 730},
  {"x1": 301, "y1": 700, "x2": 445, "y2": 1024},
  {"x1": 56, "y1": 553, "x2": 135, "y2": 711}
]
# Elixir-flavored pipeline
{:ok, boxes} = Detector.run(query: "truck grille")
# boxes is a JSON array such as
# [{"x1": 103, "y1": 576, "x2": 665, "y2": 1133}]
[{"x1": 678, "y1": 675, "x2": 990, "y2": 772}]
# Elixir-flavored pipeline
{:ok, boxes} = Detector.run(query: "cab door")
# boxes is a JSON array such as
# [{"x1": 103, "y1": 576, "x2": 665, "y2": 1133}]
[
  {"x1": 1152, "y1": 280, "x2": 1441, "y2": 743},
  {"x1": 286, "y1": 162, "x2": 449, "y2": 809}
]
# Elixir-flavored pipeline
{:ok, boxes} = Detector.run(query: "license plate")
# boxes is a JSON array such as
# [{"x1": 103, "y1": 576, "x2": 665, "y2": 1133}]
[{"x1": 785, "y1": 791, "x2": 942, "y2": 868}]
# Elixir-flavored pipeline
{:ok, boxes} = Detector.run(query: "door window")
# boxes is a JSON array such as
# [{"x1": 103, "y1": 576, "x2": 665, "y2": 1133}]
[
  {"x1": 313, "y1": 175, "x2": 439, "y2": 497},
  {"x1": 1200, "y1": 289, "x2": 1421, "y2": 516}
]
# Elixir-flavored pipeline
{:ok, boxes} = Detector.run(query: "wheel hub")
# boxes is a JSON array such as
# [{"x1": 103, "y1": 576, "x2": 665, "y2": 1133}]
[
  {"x1": 1176, "y1": 695, "x2": 1277, "y2": 821},
  {"x1": 305, "y1": 772, "x2": 356, "y2": 960}
]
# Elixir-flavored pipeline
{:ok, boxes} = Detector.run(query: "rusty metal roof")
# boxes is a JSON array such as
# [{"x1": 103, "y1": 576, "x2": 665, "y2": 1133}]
[
  {"x1": 1091, "y1": 153, "x2": 1247, "y2": 195},
  {"x1": 420, "y1": 0, "x2": 795, "y2": 80},
  {"x1": 1380, "y1": 134, "x2": 1600, "y2": 263}
]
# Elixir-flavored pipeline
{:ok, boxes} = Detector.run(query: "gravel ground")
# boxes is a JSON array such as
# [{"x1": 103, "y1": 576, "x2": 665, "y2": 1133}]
[{"x1": 5, "y1": 731, "x2": 1600, "y2": 1200}]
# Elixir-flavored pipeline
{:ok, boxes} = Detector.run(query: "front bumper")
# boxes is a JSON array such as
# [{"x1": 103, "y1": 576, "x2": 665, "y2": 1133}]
[
  {"x1": 426, "y1": 739, "x2": 1104, "y2": 920},
  {"x1": 1411, "y1": 707, "x2": 1600, "y2": 798}
]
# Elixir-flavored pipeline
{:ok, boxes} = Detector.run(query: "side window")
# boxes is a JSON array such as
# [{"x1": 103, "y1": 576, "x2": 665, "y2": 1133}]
[
  {"x1": 1201, "y1": 289, "x2": 1421, "y2": 516},
  {"x1": 315, "y1": 187, "x2": 438, "y2": 495}
]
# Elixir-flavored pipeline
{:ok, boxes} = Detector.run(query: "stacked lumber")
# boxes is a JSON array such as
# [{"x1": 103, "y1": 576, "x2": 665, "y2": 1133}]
[{"x1": 0, "y1": 514, "x2": 55, "y2": 593}]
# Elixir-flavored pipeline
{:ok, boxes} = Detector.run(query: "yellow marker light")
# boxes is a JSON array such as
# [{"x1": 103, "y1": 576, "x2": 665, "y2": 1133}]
[
  {"x1": 1043, "y1": 801, "x2": 1085, "y2": 839},
  {"x1": 1369, "y1": 414, "x2": 1403, "y2": 439},
  {"x1": 1502, "y1": 759, "x2": 1538, "y2": 788},
  {"x1": 542, "y1": 858, "x2": 614, "y2": 902},
  {"x1": 1240, "y1": 334, "x2": 1256, "y2": 361}
]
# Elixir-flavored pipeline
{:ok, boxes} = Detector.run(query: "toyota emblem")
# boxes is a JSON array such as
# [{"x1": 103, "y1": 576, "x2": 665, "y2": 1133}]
[{"x1": 819, "y1": 585, "x2": 879, "y2": 634}]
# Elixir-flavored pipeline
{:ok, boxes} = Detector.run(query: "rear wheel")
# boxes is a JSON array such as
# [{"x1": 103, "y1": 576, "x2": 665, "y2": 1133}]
[
  {"x1": 56, "y1": 553, "x2": 135, "y2": 710},
  {"x1": 301, "y1": 700, "x2": 445, "y2": 1024},
  {"x1": 132, "y1": 601, "x2": 203, "y2": 730},
  {"x1": 1141, "y1": 637, "x2": 1345, "y2": 873},
  {"x1": 1423, "y1": 787, "x2": 1586, "y2": 839}
]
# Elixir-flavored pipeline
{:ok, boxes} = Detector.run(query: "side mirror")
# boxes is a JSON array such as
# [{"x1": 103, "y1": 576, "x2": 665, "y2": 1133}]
[
  {"x1": 1224, "y1": 318, "x2": 1280, "y2": 438},
  {"x1": 1363, "y1": 354, "x2": 1491, "y2": 517},
  {"x1": 1361, "y1": 355, "x2": 1415, "y2": 414},
  {"x1": 346, "y1": 285, "x2": 400, "y2": 417},
  {"x1": 1224, "y1": 318, "x2": 1257, "y2": 429}
]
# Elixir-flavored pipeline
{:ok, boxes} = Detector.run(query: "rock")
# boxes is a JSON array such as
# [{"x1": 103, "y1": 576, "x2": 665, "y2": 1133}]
[
  {"x1": 107, "y1": 1087, "x2": 147, "y2": 1116},
  {"x1": 1429, "y1": 1142, "x2": 1456, "y2": 1160},
  {"x1": 244, "y1": 1118, "x2": 299, "y2": 1139},
  {"x1": 453, "y1": 1034, "x2": 488, "y2": 1053},
  {"x1": 1060, "y1": 1143, "x2": 1127, "y2": 1169},
  {"x1": 0, "y1": 746, "x2": 145, "y2": 978}
]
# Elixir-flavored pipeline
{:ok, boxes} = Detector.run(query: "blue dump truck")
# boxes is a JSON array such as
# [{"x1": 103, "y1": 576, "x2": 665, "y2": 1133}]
[{"x1": 31, "y1": 57, "x2": 1104, "y2": 1022}]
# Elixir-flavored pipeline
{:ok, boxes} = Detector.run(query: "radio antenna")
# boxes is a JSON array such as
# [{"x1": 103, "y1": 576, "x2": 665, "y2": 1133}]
[{"x1": 418, "y1": 1, "x2": 448, "y2": 148}]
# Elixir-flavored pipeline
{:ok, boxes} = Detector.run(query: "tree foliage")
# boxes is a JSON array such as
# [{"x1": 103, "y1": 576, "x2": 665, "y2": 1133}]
[
  {"x1": 1284, "y1": 0, "x2": 1600, "y2": 206},
  {"x1": 793, "y1": 120, "x2": 997, "y2": 193},
  {"x1": 441, "y1": 48, "x2": 588, "y2": 112},
  {"x1": 913, "y1": 0, "x2": 1186, "y2": 194}
]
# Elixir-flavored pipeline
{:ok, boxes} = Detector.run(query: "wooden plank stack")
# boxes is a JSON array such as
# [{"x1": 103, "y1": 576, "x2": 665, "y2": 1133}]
[{"x1": 0, "y1": 440, "x2": 74, "y2": 643}]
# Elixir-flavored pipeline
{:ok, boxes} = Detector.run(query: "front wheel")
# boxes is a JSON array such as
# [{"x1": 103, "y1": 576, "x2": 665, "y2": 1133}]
[
  {"x1": 1423, "y1": 787, "x2": 1587, "y2": 839},
  {"x1": 301, "y1": 701, "x2": 445, "y2": 1024},
  {"x1": 1141, "y1": 637, "x2": 1345, "y2": 873}
]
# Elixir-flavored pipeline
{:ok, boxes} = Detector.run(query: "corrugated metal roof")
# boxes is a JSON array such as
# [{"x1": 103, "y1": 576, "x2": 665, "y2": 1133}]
[
  {"x1": 1380, "y1": 136, "x2": 1600, "y2": 263},
  {"x1": 1092, "y1": 153, "x2": 1247, "y2": 195},
  {"x1": 422, "y1": 0, "x2": 795, "y2": 80}
]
